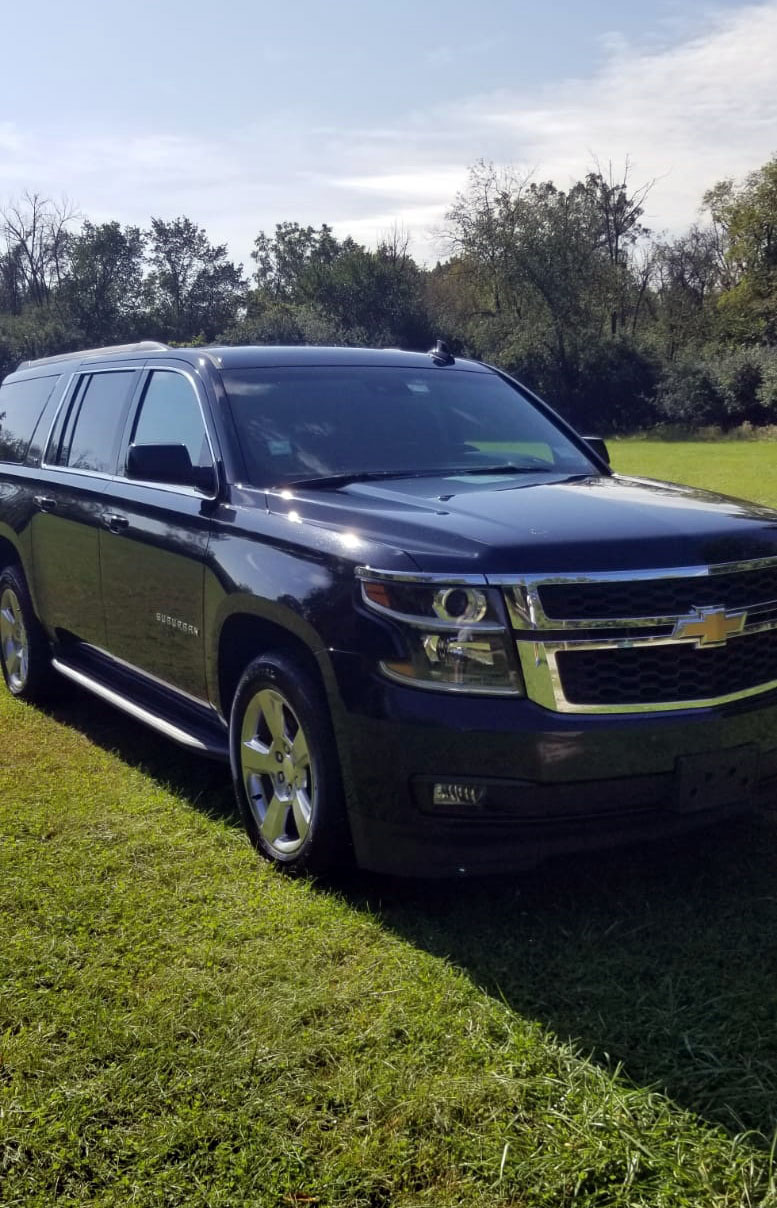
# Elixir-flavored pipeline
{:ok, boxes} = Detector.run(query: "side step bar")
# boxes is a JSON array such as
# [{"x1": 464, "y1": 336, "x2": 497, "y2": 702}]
[{"x1": 52, "y1": 659, "x2": 229, "y2": 759}]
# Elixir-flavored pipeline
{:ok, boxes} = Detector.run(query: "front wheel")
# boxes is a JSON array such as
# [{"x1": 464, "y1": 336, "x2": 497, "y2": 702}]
[
  {"x1": 229, "y1": 653, "x2": 350, "y2": 874},
  {"x1": 0, "y1": 565, "x2": 54, "y2": 703}
]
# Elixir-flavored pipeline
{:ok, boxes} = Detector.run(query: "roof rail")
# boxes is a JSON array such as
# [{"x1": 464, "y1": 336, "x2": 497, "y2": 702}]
[{"x1": 16, "y1": 340, "x2": 169, "y2": 372}]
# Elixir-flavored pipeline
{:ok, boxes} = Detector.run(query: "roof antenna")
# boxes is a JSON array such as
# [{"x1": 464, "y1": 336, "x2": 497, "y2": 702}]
[{"x1": 429, "y1": 338, "x2": 455, "y2": 366}]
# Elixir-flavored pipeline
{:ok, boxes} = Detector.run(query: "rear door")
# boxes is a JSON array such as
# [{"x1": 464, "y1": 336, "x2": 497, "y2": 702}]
[
  {"x1": 99, "y1": 363, "x2": 217, "y2": 702},
  {"x1": 31, "y1": 366, "x2": 139, "y2": 648}
]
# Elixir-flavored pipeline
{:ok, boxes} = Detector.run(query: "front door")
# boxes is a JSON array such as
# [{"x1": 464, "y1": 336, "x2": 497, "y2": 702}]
[{"x1": 99, "y1": 366, "x2": 216, "y2": 702}]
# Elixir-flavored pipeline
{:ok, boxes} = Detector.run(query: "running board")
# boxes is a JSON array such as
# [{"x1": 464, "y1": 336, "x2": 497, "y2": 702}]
[{"x1": 52, "y1": 659, "x2": 229, "y2": 759}]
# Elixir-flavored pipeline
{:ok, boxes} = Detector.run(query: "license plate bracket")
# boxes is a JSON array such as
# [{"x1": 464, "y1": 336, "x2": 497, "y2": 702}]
[{"x1": 672, "y1": 744, "x2": 759, "y2": 814}]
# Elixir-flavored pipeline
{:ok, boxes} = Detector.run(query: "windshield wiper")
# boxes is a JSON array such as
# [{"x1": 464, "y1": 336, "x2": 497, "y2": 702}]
[
  {"x1": 280, "y1": 469, "x2": 451, "y2": 489},
  {"x1": 280, "y1": 463, "x2": 563, "y2": 489},
  {"x1": 447, "y1": 463, "x2": 555, "y2": 475}
]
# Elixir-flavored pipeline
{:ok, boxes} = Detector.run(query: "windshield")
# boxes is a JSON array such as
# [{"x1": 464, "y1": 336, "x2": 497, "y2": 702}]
[{"x1": 221, "y1": 365, "x2": 598, "y2": 487}]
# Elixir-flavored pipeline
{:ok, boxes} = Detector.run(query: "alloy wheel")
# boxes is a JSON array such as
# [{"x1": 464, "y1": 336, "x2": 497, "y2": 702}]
[
  {"x1": 0, "y1": 587, "x2": 29, "y2": 693},
  {"x1": 239, "y1": 687, "x2": 315, "y2": 856}
]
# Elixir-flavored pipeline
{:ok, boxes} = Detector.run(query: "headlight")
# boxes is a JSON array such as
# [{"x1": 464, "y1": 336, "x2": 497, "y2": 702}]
[{"x1": 358, "y1": 572, "x2": 523, "y2": 695}]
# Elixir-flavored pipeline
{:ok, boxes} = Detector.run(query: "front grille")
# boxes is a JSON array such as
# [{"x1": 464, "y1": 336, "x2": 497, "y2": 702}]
[
  {"x1": 557, "y1": 628, "x2": 777, "y2": 707},
  {"x1": 539, "y1": 564, "x2": 777, "y2": 621}
]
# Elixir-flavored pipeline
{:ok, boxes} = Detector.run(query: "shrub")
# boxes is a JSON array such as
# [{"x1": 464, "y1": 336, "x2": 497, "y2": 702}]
[{"x1": 655, "y1": 361, "x2": 727, "y2": 427}]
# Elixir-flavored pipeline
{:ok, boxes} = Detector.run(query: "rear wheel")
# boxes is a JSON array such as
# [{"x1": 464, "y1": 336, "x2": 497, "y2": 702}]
[
  {"x1": 0, "y1": 565, "x2": 53, "y2": 703},
  {"x1": 229, "y1": 653, "x2": 350, "y2": 874}
]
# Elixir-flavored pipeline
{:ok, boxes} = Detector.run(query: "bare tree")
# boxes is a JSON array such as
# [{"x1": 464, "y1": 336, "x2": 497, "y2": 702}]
[{"x1": 0, "y1": 193, "x2": 78, "y2": 310}]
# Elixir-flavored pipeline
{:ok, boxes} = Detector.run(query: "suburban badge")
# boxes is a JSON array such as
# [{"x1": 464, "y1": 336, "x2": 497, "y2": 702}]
[{"x1": 155, "y1": 612, "x2": 199, "y2": 638}]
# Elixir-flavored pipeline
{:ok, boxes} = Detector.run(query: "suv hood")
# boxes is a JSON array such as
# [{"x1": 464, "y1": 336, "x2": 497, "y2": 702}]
[{"x1": 268, "y1": 471, "x2": 777, "y2": 575}]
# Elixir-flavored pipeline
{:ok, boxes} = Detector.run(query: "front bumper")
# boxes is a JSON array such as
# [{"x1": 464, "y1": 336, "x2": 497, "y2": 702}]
[{"x1": 328, "y1": 654, "x2": 777, "y2": 876}]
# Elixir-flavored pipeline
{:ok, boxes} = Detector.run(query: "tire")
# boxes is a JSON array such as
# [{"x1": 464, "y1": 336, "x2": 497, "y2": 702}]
[
  {"x1": 0, "y1": 565, "x2": 54, "y2": 703},
  {"x1": 229, "y1": 652, "x2": 350, "y2": 874}
]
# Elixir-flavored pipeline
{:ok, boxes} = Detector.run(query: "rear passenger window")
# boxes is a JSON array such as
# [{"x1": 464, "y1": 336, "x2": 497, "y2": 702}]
[
  {"x1": 52, "y1": 371, "x2": 135, "y2": 473},
  {"x1": 130, "y1": 371, "x2": 213, "y2": 471},
  {"x1": 0, "y1": 375, "x2": 60, "y2": 463}
]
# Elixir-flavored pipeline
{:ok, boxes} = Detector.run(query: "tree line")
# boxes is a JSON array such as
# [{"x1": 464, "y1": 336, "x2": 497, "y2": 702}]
[{"x1": 2, "y1": 155, "x2": 777, "y2": 433}]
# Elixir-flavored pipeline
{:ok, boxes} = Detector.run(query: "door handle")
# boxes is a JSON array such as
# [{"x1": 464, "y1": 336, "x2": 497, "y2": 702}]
[
  {"x1": 33, "y1": 495, "x2": 57, "y2": 513},
  {"x1": 103, "y1": 513, "x2": 129, "y2": 533}
]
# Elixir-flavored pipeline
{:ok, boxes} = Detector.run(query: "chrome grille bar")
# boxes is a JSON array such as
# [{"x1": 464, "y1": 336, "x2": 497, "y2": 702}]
[{"x1": 492, "y1": 557, "x2": 777, "y2": 714}]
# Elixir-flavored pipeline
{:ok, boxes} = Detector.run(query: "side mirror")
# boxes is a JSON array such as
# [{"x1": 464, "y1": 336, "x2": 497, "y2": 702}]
[
  {"x1": 127, "y1": 443, "x2": 216, "y2": 494},
  {"x1": 583, "y1": 436, "x2": 610, "y2": 466}
]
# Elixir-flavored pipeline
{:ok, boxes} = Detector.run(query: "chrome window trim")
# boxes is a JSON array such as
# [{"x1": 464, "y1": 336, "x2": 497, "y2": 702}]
[
  {"x1": 38, "y1": 364, "x2": 219, "y2": 501},
  {"x1": 0, "y1": 370, "x2": 66, "y2": 466},
  {"x1": 35, "y1": 465, "x2": 116, "y2": 484},
  {"x1": 41, "y1": 366, "x2": 138, "y2": 472},
  {"x1": 41, "y1": 369, "x2": 82, "y2": 467},
  {"x1": 31, "y1": 462, "x2": 216, "y2": 499},
  {"x1": 125, "y1": 363, "x2": 219, "y2": 503}
]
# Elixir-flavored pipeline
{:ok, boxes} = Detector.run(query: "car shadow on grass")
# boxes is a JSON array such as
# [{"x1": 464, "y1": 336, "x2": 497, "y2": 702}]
[
  {"x1": 42, "y1": 683, "x2": 240, "y2": 828},
  {"x1": 337, "y1": 811, "x2": 777, "y2": 1143},
  {"x1": 42, "y1": 685, "x2": 777, "y2": 1142}
]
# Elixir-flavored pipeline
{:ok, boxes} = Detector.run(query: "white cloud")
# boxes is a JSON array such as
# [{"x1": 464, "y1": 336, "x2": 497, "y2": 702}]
[
  {"x1": 470, "y1": 1, "x2": 777, "y2": 234},
  {"x1": 320, "y1": 1, "x2": 777, "y2": 256},
  {"x1": 0, "y1": 3, "x2": 775, "y2": 265},
  {"x1": 326, "y1": 170, "x2": 467, "y2": 200}
]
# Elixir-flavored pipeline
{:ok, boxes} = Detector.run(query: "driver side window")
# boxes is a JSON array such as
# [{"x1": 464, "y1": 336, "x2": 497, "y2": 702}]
[{"x1": 130, "y1": 371, "x2": 213, "y2": 474}]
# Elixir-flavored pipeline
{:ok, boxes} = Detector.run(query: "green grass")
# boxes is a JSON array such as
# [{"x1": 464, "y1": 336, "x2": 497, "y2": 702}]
[
  {"x1": 609, "y1": 440, "x2": 777, "y2": 508},
  {"x1": 4, "y1": 442, "x2": 777, "y2": 1205}
]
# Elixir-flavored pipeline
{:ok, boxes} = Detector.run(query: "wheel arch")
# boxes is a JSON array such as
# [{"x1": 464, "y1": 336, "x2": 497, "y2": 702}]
[
  {"x1": 0, "y1": 534, "x2": 21, "y2": 573},
  {"x1": 216, "y1": 611, "x2": 333, "y2": 722}
]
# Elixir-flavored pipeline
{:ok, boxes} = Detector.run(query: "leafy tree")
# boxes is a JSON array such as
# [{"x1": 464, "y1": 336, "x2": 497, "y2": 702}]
[
  {"x1": 703, "y1": 159, "x2": 777, "y2": 343},
  {"x1": 57, "y1": 221, "x2": 146, "y2": 345},
  {"x1": 248, "y1": 223, "x2": 432, "y2": 348},
  {"x1": 441, "y1": 161, "x2": 654, "y2": 421},
  {"x1": 252, "y1": 222, "x2": 342, "y2": 302},
  {"x1": 650, "y1": 226, "x2": 722, "y2": 358},
  {"x1": 145, "y1": 217, "x2": 245, "y2": 342}
]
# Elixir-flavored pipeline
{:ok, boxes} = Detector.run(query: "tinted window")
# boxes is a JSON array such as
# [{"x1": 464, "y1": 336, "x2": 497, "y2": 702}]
[
  {"x1": 131, "y1": 371, "x2": 212, "y2": 471},
  {"x1": 221, "y1": 366, "x2": 596, "y2": 487},
  {"x1": 0, "y1": 375, "x2": 60, "y2": 463},
  {"x1": 63, "y1": 371, "x2": 135, "y2": 473}
]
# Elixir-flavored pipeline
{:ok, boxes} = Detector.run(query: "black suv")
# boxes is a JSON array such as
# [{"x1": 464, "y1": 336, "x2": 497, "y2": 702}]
[{"x1": 2, "y1": 339, "x2": 777, "y2": 875}]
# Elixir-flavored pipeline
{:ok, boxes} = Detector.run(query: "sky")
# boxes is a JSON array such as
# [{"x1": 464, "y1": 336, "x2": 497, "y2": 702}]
[{"x1": 1, "y1": 0, "x2": 776, "y2": 268}]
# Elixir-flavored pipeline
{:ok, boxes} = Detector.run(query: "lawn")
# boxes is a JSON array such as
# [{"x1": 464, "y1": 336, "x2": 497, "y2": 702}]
[
  {"x1": 609, "y1": 439, "x2": 777, "y2": 509},
  {"x1": 4, "y1": 443, "x2": 777, "y2": 1206}
]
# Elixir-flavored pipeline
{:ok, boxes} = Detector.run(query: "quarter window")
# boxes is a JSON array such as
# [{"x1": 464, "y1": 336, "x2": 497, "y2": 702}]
[
  {"x1": 0, "y1": 375, "x2": 61, "y2": 463},
  {"x1": 130, "y1": 371, "x2": 212, "y2": 473}
]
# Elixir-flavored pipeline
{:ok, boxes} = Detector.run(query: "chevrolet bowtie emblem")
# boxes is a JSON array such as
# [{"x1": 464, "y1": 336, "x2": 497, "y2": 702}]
[{"x1": 672, "y1": 606, "x2": 747, "y2": 647}]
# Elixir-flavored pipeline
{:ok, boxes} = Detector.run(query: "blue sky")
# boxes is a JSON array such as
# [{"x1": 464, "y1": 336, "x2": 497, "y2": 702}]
[{"x1": 2, "y1": 0, "x2": 775, "y2": 266}]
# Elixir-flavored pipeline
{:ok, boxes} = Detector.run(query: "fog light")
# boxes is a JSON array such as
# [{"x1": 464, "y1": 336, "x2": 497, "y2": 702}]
[{"x1": 433, "y1": 782, "x2": 486, "y2": 807}]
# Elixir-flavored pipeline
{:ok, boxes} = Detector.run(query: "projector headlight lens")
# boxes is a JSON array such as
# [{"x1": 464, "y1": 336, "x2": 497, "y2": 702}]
[{"x1": 359, "y1": 575, "x2": 523, "y2": 695}]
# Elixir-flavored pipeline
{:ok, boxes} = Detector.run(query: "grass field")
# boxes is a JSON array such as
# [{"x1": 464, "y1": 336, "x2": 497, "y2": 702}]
[
  {"x1": 4, "y1": 442, "x2": 777, "y2": 1206},
  {"x1": 609, "y1": 440, "x2": 777, "y2": 509}
]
